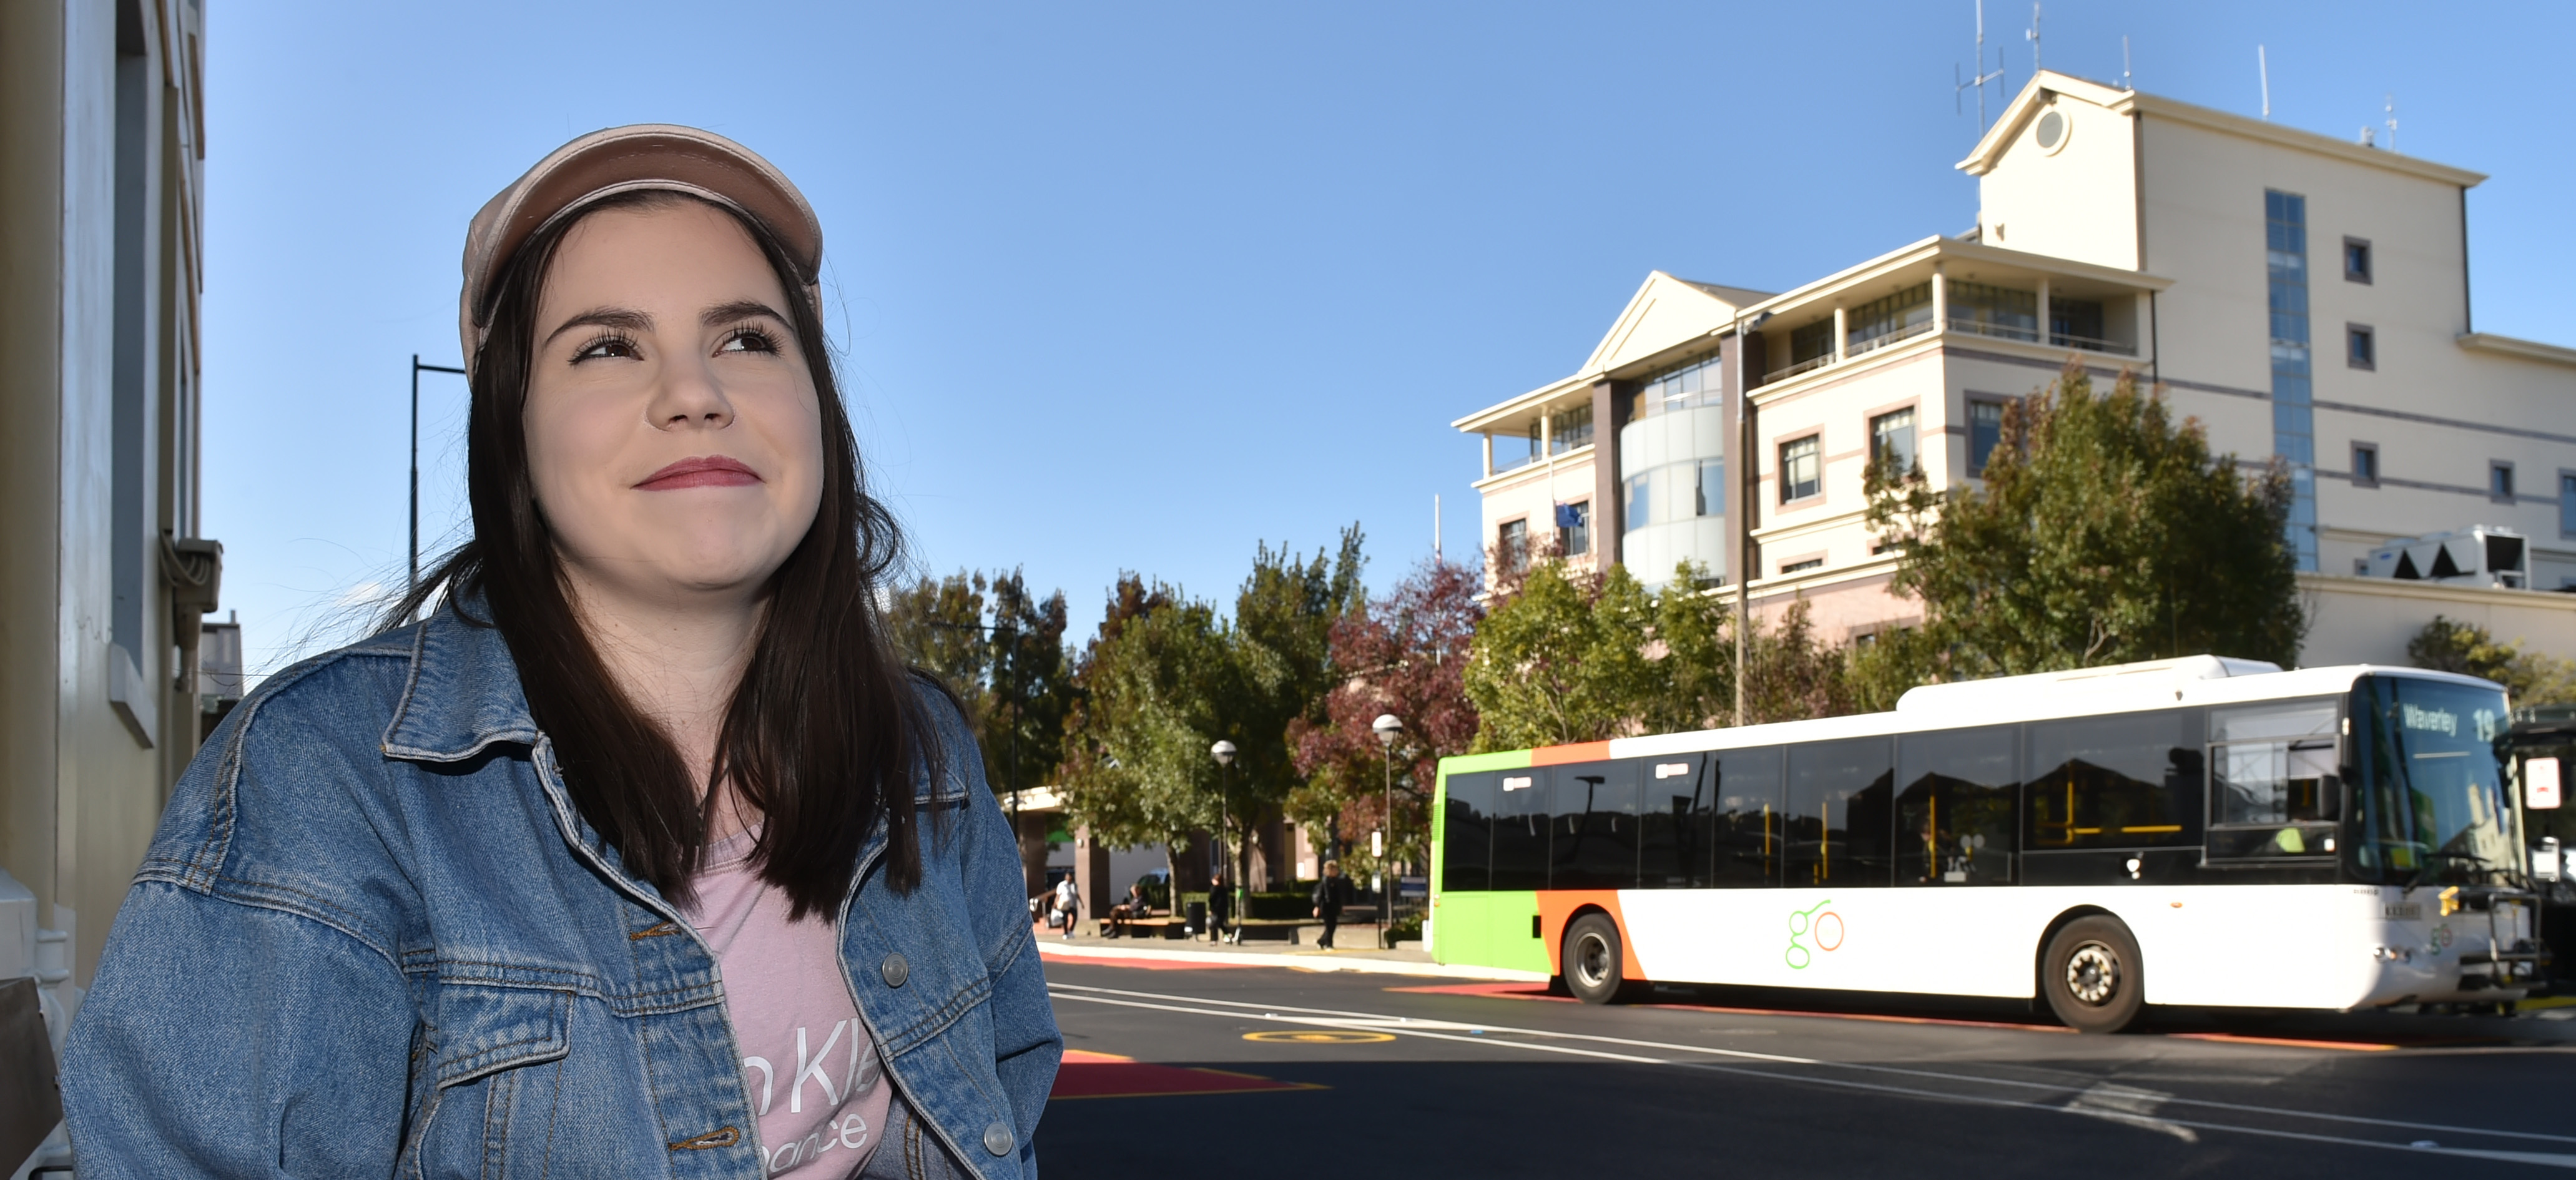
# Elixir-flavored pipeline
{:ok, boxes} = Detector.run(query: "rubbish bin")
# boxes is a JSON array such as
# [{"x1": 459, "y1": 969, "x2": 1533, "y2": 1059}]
[{"x1": 1184, "y1": 900, "x2": 1207, "y2": 937}]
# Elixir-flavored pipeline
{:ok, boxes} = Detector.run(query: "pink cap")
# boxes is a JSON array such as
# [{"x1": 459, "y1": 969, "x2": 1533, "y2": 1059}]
[{"x1": 457, "y1": 124, "x2": 822, "y2": 380}]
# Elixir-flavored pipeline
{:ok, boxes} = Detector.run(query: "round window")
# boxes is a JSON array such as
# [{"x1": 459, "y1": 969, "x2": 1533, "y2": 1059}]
[{"x1": 2035, "y1": 109, "x2": 2070, "y2": 154}]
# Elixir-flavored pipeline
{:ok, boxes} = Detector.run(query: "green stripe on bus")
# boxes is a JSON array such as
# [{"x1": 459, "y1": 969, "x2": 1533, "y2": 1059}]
[
  {"x1": 1437, "y1": 750, "x2": 1533, "y2": 775},
  {"x1": 1432, "y1": 890, "x2": 1548, "y2": 972}
]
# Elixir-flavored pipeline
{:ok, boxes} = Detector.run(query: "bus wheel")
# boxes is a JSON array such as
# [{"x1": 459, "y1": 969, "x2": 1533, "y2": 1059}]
[
  {"x1": 1563, "y1": 914, "x2": 1635, "y2": 1005},
  {"x1": 2043, "y1": 917, "x2": 2145, "y2": 1033}
]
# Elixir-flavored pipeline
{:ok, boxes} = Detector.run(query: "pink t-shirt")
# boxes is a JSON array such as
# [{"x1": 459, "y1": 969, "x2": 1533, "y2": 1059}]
[{"x1": 683, "y1": 830, "x2": 892, "y2": 1178}]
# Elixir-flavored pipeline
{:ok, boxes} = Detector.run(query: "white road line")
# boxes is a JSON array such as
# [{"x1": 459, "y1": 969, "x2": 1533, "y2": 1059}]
[{"x1": 1048, "y1": 981, "x2": 2576, "y2": 1157}]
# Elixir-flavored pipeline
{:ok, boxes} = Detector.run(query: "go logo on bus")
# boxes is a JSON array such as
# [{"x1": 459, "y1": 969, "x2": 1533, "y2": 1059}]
[{"x1": 1785, "y1": 898, "x2": 1845, "y2": 970}]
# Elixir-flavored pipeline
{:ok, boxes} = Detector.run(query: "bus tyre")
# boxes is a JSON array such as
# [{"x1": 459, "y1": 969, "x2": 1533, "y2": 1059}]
[
  {"x1": 1563, "y1": 914, "x2": 1638, "y2": 1005},
  {"x1": 2043, "y1": 917, "x2": 2145, "y2": 1034}
]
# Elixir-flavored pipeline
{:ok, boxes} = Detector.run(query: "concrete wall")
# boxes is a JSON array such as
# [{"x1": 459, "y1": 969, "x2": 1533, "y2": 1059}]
[
  {"x1": 2300, "y1": 574, "x2": 2576, "y2": 668},
  {"x1": 0, "y1": 0, "x2": 210, "y2": 992},
  {"x1": 1974, "y1": 84, "x2": 2141, "y2": 270}
]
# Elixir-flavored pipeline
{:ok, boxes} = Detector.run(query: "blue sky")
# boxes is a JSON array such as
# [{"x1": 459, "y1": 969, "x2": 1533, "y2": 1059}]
[{"x1": 205, "y1": 1, "x2": 2575, "y2": 677}]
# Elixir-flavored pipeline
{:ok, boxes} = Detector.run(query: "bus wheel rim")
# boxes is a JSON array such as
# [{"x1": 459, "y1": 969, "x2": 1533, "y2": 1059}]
[
  {"x1": 1576, "y1": 933, "x2": 1611, "y2": 987},
  {"x1": 2065, "y1": 941, "x2": 2120, "y2": 1006}
]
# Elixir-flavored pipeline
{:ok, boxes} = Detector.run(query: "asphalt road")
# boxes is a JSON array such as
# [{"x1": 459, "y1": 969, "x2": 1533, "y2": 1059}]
[{"x1": 1033, "y1": 954, "x2": 2576, "y2": 1178}]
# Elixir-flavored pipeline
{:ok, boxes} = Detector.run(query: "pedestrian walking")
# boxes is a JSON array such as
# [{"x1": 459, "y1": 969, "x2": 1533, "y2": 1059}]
[
  {"x1": 1311, "y1": 860, "x2": 1356, "y2": 949},
  {"x1": 1054, "y1": 875, "x2": 1082, "y2": 940},
  {"x1": 58, "y1": 125, "x2": 1058, "y2": 1178},
  {"x1": 1207, "y1": 873, "x2": 1234, "y2": 943}
]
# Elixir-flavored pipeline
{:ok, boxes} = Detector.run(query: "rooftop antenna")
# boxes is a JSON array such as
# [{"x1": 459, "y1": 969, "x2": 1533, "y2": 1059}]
[
  {"x1": 2121, "y1": 34, "x2": 2132, "y2": 91},
  {"x1": 2258, "y1": 44, "x2": 2271, "y2": 120},
  {"x1": 2385, "y1": 93, "x2": 2398, "y2": 153},
  {"x1": 2027, "y1": 2, "x2": 2042, "y2": 74},
  {"x1": 1956, "y1": 0, "x2": 2007, "y2": 130}
]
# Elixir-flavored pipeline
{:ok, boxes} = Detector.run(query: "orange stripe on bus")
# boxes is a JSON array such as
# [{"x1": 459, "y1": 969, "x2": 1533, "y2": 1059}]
[{"x1": 1531, "y1": 742, "x2": 1613, "y2": 767}]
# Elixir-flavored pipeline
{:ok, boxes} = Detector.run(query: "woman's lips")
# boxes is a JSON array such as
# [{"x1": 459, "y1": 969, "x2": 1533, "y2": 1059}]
[{"x1": 635, "y1": 455, "x2": 762, "y2": 491}]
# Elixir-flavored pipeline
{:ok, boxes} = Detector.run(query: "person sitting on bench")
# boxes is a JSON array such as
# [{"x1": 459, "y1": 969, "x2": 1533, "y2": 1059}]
[{"x1": 1107, "y1": 882, "x2": 1151, "y2": 937}]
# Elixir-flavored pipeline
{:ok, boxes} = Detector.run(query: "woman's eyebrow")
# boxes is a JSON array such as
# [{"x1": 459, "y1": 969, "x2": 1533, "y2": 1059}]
[
  {"x1": 543, "y1": 307, "x2": 652, "y2": 347},
  {"x1": 703, "y1": 300, "x2": 790, "y2": 329}
]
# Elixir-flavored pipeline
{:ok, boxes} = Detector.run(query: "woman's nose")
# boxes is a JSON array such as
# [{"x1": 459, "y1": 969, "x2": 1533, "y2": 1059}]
[{"x1": 647, "y1": 353, "x2": 734, "y2": 430}]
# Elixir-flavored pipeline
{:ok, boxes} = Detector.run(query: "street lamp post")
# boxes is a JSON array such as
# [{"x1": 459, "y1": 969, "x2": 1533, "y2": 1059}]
[
  {"x1": 409, "y1": 355, "x2": 467, "y2": 607},
  {"x1": 1210, "y1": 740, "x2": 1240, "y2": 943},
  {"x1": 1372, "y1": 713, "x2": 1403, "y2": 948}
]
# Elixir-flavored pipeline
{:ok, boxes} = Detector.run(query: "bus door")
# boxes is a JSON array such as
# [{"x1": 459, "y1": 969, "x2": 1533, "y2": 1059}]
[{"x1": 2509, "y1": 706, "x2": 2575, "y2": 992}]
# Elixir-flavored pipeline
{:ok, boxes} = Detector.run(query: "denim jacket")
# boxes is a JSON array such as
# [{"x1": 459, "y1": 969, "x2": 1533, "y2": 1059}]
[{"x1": 62, "y1": 604, "x2": 1060, "y2": 1178}]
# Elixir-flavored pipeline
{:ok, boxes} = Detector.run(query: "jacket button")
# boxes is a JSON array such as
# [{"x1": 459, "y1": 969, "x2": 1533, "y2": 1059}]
[
  {"x1": 880, "y1": 952, "x2": 909, "y2": 988},
  {"x1": 982, "y1": 1121, "x2": 1013, "y2": 1156}
]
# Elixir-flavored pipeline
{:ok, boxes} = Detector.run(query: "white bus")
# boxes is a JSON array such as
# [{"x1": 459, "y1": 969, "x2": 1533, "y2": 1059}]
[{"x1": 1429, "y1": 657, "x2": 2540, "y2": 1032}]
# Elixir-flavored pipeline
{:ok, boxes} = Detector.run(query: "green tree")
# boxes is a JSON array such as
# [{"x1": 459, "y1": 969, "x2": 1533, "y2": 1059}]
[
  {"x1": 2408, "y1": 616, "x2": 2576, "y2": 707},
  {"x1": 884, "y1": 568, "x2": 1074, "y2": 797},
  {"x1": 1867, "y1": 365, "x2": 2304, "y2": 677},
  {"x1": 1056, "y1": 578, "x2": 1227, "y2": 874},
  {"x1": 982, "y1": 569, "x2": 1071, "y2": 798},
  {"x1": 1463, "y1": 560, "x2": 1660, "y2": 750}
]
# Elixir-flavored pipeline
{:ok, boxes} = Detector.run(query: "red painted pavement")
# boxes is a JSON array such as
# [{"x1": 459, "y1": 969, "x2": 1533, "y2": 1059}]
[{"x1": 1050, "y1": 1050, "x2": 1325, "y2": 1099}]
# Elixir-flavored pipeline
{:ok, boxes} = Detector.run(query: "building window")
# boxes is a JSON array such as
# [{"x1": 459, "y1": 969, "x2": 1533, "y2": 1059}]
[
  {"x1": 1556, "y1": 501, "x2": 1592, "y2": 556},
  {"x1": 1846, "y1": 283, "x2": 1934, "y2": 355},
  {"x1": 2047, "y1": 296, "x2": 2105, "y2": 347},
  {"x1": 2351, "y1": 442, "x2": 2378, "y2": 488},
  {"x1": 2347, "y1": 324, "x2": 2376, "y2": 370},
  {"x1": 2266, "y1": 189, "x2": 2318, "y2": 571},
  {"x1": 1779, "y1": 435, "x2": 1821, "y2": 503},
  {"x1": 2491, "y1": 462, "x2": 2516, "y2": 504},
  {"x1": 1492, "y1": 430, "x2": 1537, "y2": 474},
  {"x1": 1869, "y1": 408, "x2": 1917, "y2": 476},
  {"x1": 1787, "y1": 318, "x2": 1836, "y2": 369},
  {"x1": 1781, "y1": 558, "x2": 1824, "y2": 574},
  {"x1": 1497, "y1": 518, "x2": 1528, "y2": 572},
  {"x1": 1631, "y1": 353, "x2": 1723, "y2": 420},
  {"x1": 2344, "y1": 237, "x2": 2372, "y2": 284},
  {"x1": 1539, "y1": 403, "x2": 1593, "y2": 455},
  {"x1": 1697, "y1": 458, "x2": 1724, "y2": 518},
  {"x1": 1947, "y1": 280, "x2": 2038, "y2": 342},
  {"x1": 2562, "y1": 473, "x2": 2576, "y2": 537},
  {"x1": 1623, "y1": 473, "x2": 1649, "y2": 533},
  {"x1": 1969, "y1": 399, "x2": 2007, "y2": 474}
]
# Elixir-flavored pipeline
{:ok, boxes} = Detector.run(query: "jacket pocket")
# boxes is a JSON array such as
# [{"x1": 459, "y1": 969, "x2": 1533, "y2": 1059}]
[
  {"x1": 431, "y1": 985, "x2": 574, "y2": 1087},
  {"x1": 411, "y1": 986, "x2": 574, "y2": 1180}
]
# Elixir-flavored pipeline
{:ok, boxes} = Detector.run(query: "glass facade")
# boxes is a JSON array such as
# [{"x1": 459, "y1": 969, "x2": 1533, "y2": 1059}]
[
  {"x1": 2266, "y1": 190, "x2": 2319, "y2": 570},
  {"x1": 1616, "y1": 356, "x2": 1731, "y2": 585},
  {"x1": 1628, "y1": 353, "x2": 1722, "y2": 420}
]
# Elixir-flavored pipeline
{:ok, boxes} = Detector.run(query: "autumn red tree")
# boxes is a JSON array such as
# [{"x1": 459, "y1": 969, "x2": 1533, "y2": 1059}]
[{"x1": 1289, "y1": 559, "x2": 1482, "y2": 874}]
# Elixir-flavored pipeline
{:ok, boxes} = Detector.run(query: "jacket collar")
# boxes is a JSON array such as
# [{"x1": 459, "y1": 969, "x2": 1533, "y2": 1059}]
[
  {"x1": 378, "y1": 598, "x2": 971, "y2": 805},
  {"x1": 381, "y1": 601, "x2": 543, "y2": 762}
]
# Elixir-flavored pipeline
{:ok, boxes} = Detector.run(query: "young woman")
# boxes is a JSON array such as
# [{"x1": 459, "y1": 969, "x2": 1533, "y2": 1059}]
[{"x1": 61, "y1": 125, "x2": 1058, "y2": 1179}]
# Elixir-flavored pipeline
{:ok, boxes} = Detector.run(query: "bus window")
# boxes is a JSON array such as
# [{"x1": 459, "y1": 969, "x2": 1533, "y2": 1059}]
[
  {"x1": 2350, "y1": 676, "x2": 2517, "y2": 887},
  {"x1": 2207, "y1": 700, "x2": 2339, "y2": 861},
  {"x1": 1550, "y1": 760, "x2": 1641, "y2": 890},
  {"x1": 1896, "y1": 727, "x2": 2017, "y2": 885},
  {"x1": 1637, "y1": 754, "x2": 1710, "y2": 888},
  {"x1": 2024, "y1": 710, "x2": 2203, "y2": 851},
  {"x1": 1786, "y1": 738, "x2": 1894, "y2": 887},
  {"x1": 1488, "y1": 767, "x2": 1551, "y2": 891},
  {"x1": 1441, "y1": 771, "x2": 1497, "y2": 892},
  {"x1": 1712, "y1": 747, "x2": 1784, "y2": 887}
]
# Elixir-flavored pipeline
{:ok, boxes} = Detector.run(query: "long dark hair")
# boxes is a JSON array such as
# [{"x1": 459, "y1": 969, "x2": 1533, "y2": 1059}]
[{"x1": 394, "y1": 190, "x2": 931, "y2": 915}]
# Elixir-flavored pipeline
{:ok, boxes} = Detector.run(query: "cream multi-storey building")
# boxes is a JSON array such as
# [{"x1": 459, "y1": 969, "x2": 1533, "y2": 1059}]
[{"x1": 1454, "y1": 71, "x2": 2576, "y2": 663}]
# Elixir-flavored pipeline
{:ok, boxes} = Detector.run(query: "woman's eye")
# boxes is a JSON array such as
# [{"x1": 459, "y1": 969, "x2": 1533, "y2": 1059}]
[
  {"x1": 718, "y1": 327, "x2": 780, "y2": 355},
  {"x1": 573, "y1": 335, "x2": 640, "y2": 362}
]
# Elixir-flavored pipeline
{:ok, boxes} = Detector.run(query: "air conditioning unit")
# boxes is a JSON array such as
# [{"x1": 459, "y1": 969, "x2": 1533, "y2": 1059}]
[{"x1": 2364, "y1": 526, "x2": 2527, "y2": 589}]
